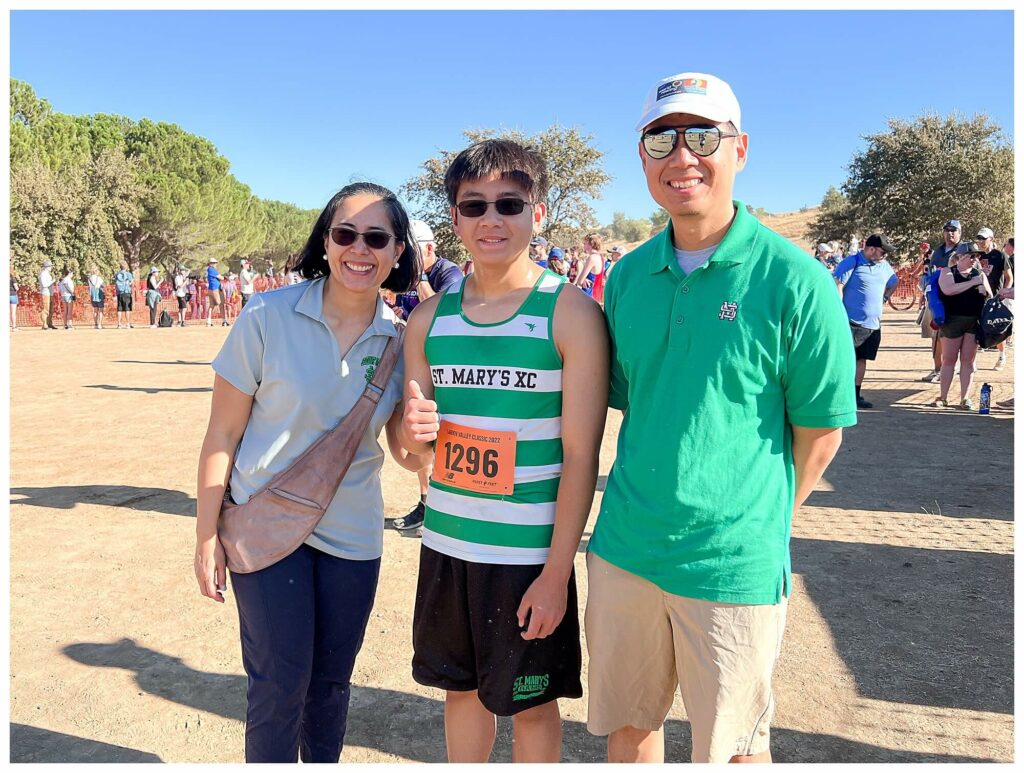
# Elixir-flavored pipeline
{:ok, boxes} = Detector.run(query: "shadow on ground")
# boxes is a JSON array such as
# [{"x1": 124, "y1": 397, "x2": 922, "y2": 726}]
[
  {"x1": 114, "y1": 359, "x2": 211, "y2": 366},
  {"x1": 807, "y1": 405, "x2": 1012, "y2": 520},
  {"x1": 9, "y1": 723, "x2": 163, "y2": 762},
  {"x1": 792, "y1": 538, "x2": 1012, "y2": 716},
  {"x1": 85, "y1": 384, "x2": 212, "y2": 394},
  {"x1": 11, "y1": 485, "x2": 195, "y2": 517},
  {"x1": 54, "y1": 638, "x2": 996, "y2": 763}
]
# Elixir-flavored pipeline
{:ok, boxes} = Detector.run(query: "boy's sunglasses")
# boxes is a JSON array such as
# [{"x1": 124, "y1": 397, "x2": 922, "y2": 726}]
[
  {"x1": 455, "y1": 197, "x2": 533, "y2": 218},
  {"x1": 641, "y1": 125, "x2": 741, "y2": 159},
  {"x1": 327, "y1": 226, "x2": 396, "y2": 250}
]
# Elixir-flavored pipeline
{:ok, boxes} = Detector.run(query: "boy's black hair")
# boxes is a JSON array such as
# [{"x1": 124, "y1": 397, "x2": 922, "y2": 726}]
[
  {"x1": 296, "y1": 182, "x2": 420, "y2": 293},
  {"x1": 444, "y1": 139, "x2": 549, "y2": 206}
]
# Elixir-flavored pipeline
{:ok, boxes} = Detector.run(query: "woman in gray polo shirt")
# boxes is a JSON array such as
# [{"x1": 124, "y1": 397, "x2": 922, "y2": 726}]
[{"x1": 193, "y1": 182, "x2": 428, "y2": 763}]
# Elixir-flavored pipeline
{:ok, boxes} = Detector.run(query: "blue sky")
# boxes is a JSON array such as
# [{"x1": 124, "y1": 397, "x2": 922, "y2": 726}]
[{"x1": 9, "y1": 9, "x2": 1015, "y2": 227}]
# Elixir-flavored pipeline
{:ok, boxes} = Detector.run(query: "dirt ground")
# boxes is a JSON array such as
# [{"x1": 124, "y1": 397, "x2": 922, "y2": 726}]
[{"x1": 8, "y1": 307, "x2": 1014, "y2": 763}]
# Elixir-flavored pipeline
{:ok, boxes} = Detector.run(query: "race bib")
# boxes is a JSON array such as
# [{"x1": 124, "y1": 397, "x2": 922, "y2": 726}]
[{"x1": 432, "y1": 420, "x2": 516, "y2": 495}]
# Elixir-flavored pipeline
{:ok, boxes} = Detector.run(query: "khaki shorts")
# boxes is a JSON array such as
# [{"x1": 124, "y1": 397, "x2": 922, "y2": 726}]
[
  {"x1": 920, "y1": 304, "x2": 936, "y2": 339},
  {"x1": 585, "y1": 552, "x2": 788, "y2": 762},
  {"x1": 208, "y1": 289, "x2": 222, "y2": 307}
]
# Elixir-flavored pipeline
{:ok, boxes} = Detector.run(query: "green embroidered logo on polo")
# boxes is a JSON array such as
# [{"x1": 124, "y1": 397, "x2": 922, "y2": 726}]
[
  {"x1": 421, "y1": 270, "x2": 569, "y2": 565},
  {"x1": 512, "y1": 673, "x2": 550, "y2": 702},
  {"x1": 361, "y1": 355, "x2": 380, "y2": 382}
]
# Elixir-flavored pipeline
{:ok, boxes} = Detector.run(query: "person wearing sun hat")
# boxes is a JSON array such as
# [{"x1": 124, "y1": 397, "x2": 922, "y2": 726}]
[
  {"x1": 584, "y1": 71, "x2": 856, "y2": 763},
  {"x1": 934, "y1": 241, "x2": 993, "y2": 409}
]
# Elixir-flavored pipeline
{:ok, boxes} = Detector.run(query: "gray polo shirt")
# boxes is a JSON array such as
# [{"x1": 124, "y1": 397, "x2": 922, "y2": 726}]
[{"x1": 212, "y1": 276, "x2": 404, "y2": 561}]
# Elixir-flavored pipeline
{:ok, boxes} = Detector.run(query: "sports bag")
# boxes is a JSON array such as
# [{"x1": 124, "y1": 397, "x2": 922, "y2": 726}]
[
  {"x1": 218, "y1": 324, "x2": 403, "y2": 573},
  {"x1": 977, "y1": 297, "x2": 1013, "y2": 350},
  {"x1": 158, "y1": 310, "x2": 174, "y2": 327}
]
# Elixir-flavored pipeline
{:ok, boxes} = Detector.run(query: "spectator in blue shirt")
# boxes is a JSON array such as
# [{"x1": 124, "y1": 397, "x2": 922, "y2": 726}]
[
  {"x1": 114, "y1": 261, "x2": 135, "y2": 329},
  {"x1": 206, "y1": 257, "x2": 227, "y2": 327},
  {"x1": 833, "y1": 233, "x2": 899, "y2": 410}
]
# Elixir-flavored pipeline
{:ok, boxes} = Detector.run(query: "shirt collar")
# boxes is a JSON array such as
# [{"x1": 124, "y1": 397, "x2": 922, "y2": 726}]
[
  {"x1": 648, "y1": 200, "x2": 757, "y2": 274},
  {"x1": 295, "y1": 276, "x2": 400, "y2": 338}
]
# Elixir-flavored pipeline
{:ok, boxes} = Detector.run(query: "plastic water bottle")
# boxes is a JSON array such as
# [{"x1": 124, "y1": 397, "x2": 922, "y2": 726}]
[{"x1": 979, "y1": 383, "x2": 991, "y2": 414}]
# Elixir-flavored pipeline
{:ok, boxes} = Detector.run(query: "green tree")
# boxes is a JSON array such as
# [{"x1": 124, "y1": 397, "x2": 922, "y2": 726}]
[
  {"x1": 808, "y1": 113, "x2": 1014, "y2": 254},
  {"x1": 256, "y1": 199, "x2": 319, "y2": 269},
  {"x1": 807, "y1": 186, "x2": 858, "y2": 250},
  {"x1": 608, "y1": 211, "x2": 652, "y2": 243},
  {"x1": 402, "y1": 125, "x2": 610, "y2": 262},
  {"x1": 120, "y1": 119, "x2": 267, "y2": 270},
  {"x1": 650, "y1": 208, "x2": 670, "y2": 231}
]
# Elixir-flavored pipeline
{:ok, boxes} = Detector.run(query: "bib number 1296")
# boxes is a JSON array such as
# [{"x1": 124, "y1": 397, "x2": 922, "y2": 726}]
[{"x1": 432, "y1": 421, "x2": 516, "y2": 495}]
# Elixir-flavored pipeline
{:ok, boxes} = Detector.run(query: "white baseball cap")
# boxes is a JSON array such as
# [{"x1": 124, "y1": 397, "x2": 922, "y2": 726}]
[
  {"x1": 410, "y1": 219, "x2": 435, "y2": 243},
  {"x1": 636, "y1": 72, "x2": 742, "y2": 132},
  {"x1": 976, "y1": 227, "x2": 995, "y2": 240}
]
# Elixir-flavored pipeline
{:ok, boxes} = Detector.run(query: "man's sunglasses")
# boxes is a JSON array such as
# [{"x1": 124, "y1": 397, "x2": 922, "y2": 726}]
[
  {"x1": 327, "y1": 226, "x2": 396, "y2": 250},
  {"x1": 641, "y1": 125, "x2": 741, "y2": 159},
  {"x1": 455, "y1": 198, "x2": 533, "y2": 218},
  {"x1": 943, "y1": 227, "x2": 960, "y2": 232}
]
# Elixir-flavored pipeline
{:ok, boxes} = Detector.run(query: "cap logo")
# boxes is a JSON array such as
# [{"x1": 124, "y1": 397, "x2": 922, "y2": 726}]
[{"x1": 658, "y1": 78, "x2": 708, "y2": 101}]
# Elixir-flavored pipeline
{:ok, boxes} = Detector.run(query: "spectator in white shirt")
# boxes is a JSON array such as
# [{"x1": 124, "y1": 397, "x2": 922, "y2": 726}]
[{"x1": 38, "y1": 259, "x2": 56, "y2": 330}]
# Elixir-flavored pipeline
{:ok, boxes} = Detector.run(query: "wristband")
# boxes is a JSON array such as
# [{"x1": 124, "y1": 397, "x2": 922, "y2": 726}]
[{"x1": 420, "y1": 273, "x2": 429, "y2": 282}]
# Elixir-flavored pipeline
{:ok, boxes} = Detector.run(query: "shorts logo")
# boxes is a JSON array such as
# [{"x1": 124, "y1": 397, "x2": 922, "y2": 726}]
[
  {"x1": 512, "y1": 673, "x2": 550, "y2": 702},
  {"x1": 361, "y1": 355, "x2": 380, "y2": 382},
  {"x1": 719, "y1": 301, "x2": 738, "y2": 321},
  {"x1": 657, "y1": 77, "x2": 708, "y2": 101}
]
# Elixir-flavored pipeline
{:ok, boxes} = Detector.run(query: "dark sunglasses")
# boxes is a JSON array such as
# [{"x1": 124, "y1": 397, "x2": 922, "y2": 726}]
[
  {"x1": 455, "y1": 197, "x2": 533, "y2": 218},
  {"x1": 327, "y1": 226, "x2": 396, "y2": 250},
  {"x1": 641, "y1": 125, "x2": 741, "y2": 159},
  {"x1": 943, "y1": 227, "x2": 960, "y2": 232}
]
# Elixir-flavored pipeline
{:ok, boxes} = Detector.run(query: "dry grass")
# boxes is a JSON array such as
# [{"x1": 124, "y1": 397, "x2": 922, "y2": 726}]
[{"x1": 610, "y1": 207, "x2": 821, "y2": 256}]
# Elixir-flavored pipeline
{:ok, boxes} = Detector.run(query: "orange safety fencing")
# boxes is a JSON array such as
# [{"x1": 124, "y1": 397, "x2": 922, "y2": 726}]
[
  {"x1": 887, "y1": 266, "x2": 924, "y2": 310},
  {"x1": 11, "y1": 277, "x2": 290, "y2": 328}
]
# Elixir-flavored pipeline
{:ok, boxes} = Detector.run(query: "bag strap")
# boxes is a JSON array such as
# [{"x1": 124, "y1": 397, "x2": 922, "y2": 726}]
[{"x1": 229, "y1": 321, "x2": 405, "y2": 508}]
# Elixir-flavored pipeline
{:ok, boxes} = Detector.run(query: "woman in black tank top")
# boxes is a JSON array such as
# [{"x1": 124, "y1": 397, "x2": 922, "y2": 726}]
[{"x1": 935, "y1": 244, "x2": 992, "y2": 409}]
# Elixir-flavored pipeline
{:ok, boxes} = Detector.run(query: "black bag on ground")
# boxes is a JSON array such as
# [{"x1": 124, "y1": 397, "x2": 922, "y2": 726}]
[
  {"x1": 977, "y1": 298, "x2": 1013, "y2": 349},
  {"x1": 158, "y1": 310, "x2": 174, "y2": 328}
]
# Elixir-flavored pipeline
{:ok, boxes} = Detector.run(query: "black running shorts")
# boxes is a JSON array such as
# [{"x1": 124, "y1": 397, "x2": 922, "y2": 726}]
[
  {"x1": 412, "y1": 545, "x2": 582, "y2": 716},
  {"x1": 852, "y1": 324, "x2": 881, "y2": 361},
  {"x1": 116, "y1": 292, "x2": 133, "y2": 312}
]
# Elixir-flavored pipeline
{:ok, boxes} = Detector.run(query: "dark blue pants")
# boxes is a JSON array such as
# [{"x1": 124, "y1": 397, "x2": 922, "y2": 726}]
[{"x1": 230, "y1": 544, "x2": 381, "y2": 762}]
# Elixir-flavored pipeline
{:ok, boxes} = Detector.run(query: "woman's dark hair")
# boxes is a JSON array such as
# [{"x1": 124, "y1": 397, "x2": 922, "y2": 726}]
[
  {"x1": 443, "y1": 139, "x2": 549, "y2": 206},
  {"x1": 296, "y1": 182, "x2": 420, "y2": 293}
]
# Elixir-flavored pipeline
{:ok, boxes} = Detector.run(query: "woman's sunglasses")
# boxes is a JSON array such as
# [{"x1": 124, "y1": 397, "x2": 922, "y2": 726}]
[
  {"x1": 641, "y1": 125, "x2": 741, "y2": 160},
  {"x1": 455, "y1": 198, "x2": 533, "y2": 218},
  {"x1": 327, "y1": 226, "x2": 396, "y2": 250}
]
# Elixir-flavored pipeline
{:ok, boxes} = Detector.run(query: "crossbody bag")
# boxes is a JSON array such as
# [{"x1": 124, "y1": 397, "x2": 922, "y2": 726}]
[{"x1": 218, "y1": 324, "x2": 404, "y2": 573}]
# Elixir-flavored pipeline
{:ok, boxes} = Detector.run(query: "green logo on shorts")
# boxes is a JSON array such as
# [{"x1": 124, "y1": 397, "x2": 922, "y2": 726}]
[
  {"x1": 512, "y1": 674, "x2": 550, "y2": 702},
  {"x1": 361, "y1": 355, "x2": 380, "y2": 382}
]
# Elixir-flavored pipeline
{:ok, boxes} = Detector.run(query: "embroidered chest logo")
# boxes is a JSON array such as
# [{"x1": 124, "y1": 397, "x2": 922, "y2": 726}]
[
  {"x1": 360, "y1": 355, "x2": 380, "y2": 382},
  {"x1": 718, "y1": 301, "x2": 739, "y2": 321}
]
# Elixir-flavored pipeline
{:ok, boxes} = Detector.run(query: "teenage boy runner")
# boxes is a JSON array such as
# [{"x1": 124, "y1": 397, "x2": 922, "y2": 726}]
[
  {"x1": 400, "y1": 139, "x2": 608, "y2": 763},
  {"x1": 587, "y1": 72, "x2": 857, "y2": 763}
]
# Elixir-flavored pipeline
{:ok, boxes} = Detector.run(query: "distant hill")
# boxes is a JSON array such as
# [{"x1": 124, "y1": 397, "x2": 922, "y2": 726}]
[
  {"x1": 759, "y1": 208, "x2": 819, "y2": 253},
  {"x1": 607, "y1": 206, "x2": 821, "y2": 257}
]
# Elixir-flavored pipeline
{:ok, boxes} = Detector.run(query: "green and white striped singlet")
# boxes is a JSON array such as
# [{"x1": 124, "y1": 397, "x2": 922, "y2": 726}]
[{"x1": 422, "y1": 269, "x2": 568, "y2": 564}]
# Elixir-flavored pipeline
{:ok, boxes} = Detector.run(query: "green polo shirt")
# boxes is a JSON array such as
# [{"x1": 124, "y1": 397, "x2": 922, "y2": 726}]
[{"x1": 590, "y1": 201, "x2": 857, "y2": 605}]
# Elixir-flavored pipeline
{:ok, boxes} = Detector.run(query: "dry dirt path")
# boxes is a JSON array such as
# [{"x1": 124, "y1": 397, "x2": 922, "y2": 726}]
[{"x1": 8, "y1": 308, "x2": 1013, "y2": 762}]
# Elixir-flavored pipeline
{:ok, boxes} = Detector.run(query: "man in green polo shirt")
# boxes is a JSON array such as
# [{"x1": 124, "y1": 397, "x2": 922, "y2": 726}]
[{"x1": 585, "y1": 72, "x2": 857, "y2": 763}]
